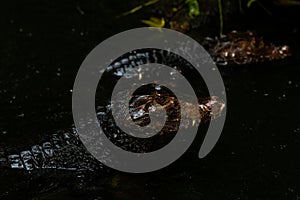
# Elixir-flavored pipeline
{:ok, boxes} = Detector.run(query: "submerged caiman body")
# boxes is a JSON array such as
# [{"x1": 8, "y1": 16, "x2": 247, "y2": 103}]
[
  {"x1": 0, "y1": 127, "x2": 101, "y2": 171},
  {"x1": 0, "y1": 48, "x2": 225, "y2": 172},
  {"x1": 0, "y1": 98, "x2": 224, "y2": 171}
]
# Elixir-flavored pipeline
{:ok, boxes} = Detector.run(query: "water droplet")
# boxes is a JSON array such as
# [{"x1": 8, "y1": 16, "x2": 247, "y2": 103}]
[
  {"x1": 155, "y1": 85, "x2": 161, "y2": 91},
  {"x1": 114, "y1": 70, "x2": 124, "y2": 76},
  {"x1": 113, "y1": 62, "x2": 121, "y2": 69},
  {"x1": 121, "y1": 58, "x2": 129, "y2": 65}
]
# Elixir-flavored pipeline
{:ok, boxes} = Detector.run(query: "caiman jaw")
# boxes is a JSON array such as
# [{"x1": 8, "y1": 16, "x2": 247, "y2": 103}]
[{"x1": 198, "y1": 96, "x2": 226, "y2": 121}]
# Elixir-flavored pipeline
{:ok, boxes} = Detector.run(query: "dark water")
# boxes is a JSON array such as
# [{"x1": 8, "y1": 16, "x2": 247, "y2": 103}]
[{"x1": 0, "y1": 0, "x2": 300, "y2": 199}]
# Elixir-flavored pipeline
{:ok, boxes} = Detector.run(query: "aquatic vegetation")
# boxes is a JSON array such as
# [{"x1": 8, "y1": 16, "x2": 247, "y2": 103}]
[
  {"x1": 119, "y1": 0, "x2": 196, "y2": 30},
  {"x1": 246, "y1": 0, "x2": 272, "y2": 15},
  {"x1": 217, "y1": 0, "x2": 223, "y2": 36},
  {"x1": 140, "y1": 17, "x2": 165, "y2": 28},
  {"x1": 118, "y1": 0, "x2": 299, "y2": 36},
  {"x1": 118, "y1": 0, "x2": 225, "y2": 35},
  {"x1": 185, "y1": 0, "x2": 200, "y2": 18},
  {"x1": 117, "y1": 0, "x2": 160, "y2": 17}
]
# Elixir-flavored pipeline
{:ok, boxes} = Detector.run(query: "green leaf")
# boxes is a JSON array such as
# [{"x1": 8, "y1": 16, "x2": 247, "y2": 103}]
[
  {"x1": 141, "y1": 17, "x2": 165, "y2": 28},
  {"x1": 118, "y1": 0, "x2": 160, "y2": 17},
  {"x1": 185, "y1": 0, "x2": 200, "y2": 18},
  {"x1": 247, "y1": 0, "x2": 257, "y2": 8}
]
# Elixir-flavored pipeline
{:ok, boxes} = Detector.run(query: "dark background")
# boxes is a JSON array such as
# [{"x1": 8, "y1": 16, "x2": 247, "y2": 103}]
[{"x1": 0, "y1": 0, "x2": 300, "y2": 199}]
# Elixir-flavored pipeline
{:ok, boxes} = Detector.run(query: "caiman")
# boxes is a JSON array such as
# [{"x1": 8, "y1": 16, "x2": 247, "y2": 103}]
[
  {"x1": 0, "y1": 49, "x2": 225, "y2": 172},
  {"x1": 204, "y1": 30, "x2": 291, "y2": 65}
]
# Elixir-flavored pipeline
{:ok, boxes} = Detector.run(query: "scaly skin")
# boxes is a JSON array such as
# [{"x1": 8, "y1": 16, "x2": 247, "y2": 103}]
[
  {"x1": 0, "y1": 127, "x2": 103, "y2": 171},
  {"x1": 0, "y1": 49, "x2": 225, "y2": 171},
  {"x1": 204, "y1": 30, "x2": 291, "y2": 65},
  {"x1": 0, "y1": 96, "x2": 224, "y2": 170}
]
